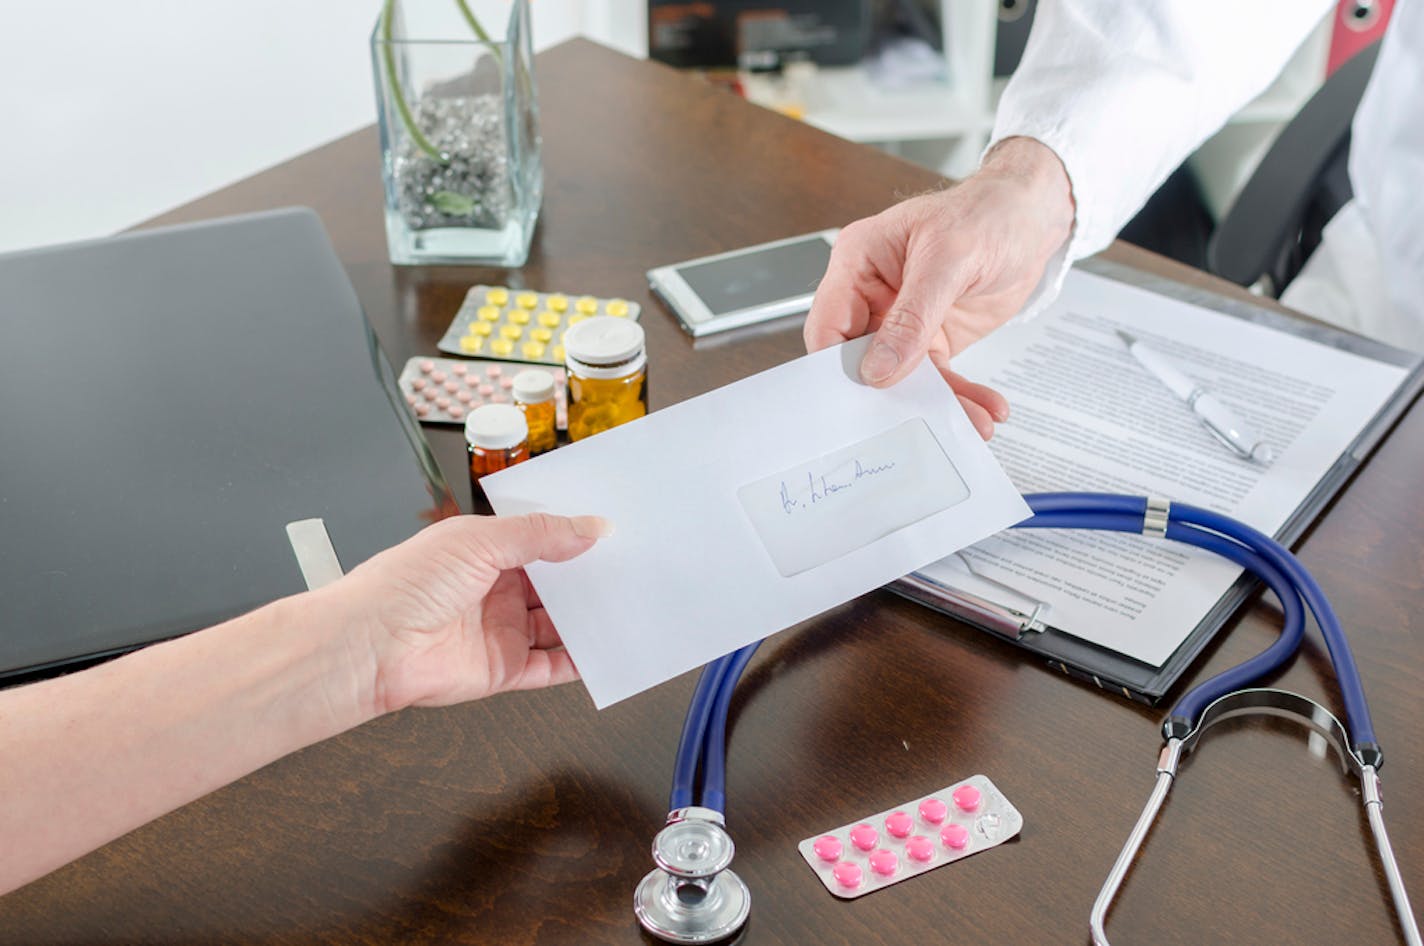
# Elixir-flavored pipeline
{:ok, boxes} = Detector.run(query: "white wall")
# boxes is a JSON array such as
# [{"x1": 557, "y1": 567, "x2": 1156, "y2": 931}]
[{"x1": 0, "y1": 1, "x2": 643, "y2": 256}]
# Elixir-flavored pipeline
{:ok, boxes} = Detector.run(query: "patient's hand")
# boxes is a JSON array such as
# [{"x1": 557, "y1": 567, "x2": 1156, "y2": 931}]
[{"x1": 324, "y1": 512, "x2": 613, "y2": 715}]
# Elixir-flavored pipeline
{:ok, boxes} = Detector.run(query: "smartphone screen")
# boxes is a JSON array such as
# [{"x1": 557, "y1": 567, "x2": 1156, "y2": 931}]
[{"x1": 674, "y1": 236, "x2": 833, "y2": 316}]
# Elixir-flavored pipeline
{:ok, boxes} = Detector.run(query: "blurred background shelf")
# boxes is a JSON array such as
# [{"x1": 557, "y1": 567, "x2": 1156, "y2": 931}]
[
  {"x1": 636, "y1": 0, "x2": 1342, "y2": 227},
  {"x1": 797, "y1": 67, "x2": 988, "y2": 143}
]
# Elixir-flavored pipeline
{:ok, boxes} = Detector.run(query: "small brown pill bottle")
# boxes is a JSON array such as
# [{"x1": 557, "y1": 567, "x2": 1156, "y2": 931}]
[
  {"x1": 512, "y1": 369, "x2": 558, "y2": 455},
  {"x1": 466, "y1": 404, "x2": 529, "y2": 512},
  {"x1": 564, "y1": 316, "x2": 647, "y2": 442}
]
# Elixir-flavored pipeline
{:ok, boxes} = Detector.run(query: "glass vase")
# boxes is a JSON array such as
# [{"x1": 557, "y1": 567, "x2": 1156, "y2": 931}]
[{"x1": 371, "y1": 0, "x2": 542, "y2": 267}]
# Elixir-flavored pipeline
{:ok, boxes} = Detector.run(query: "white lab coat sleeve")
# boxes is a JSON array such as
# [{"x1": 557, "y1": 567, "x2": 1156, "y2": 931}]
[{"x1": 989, "y1": 0, "x2": 1335, "y2": 319}]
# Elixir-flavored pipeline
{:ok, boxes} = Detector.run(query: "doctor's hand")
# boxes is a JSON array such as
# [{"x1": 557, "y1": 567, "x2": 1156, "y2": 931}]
[
  {"x1": 805, "y1": 136, "x2": 1075, "y2": 439},
  {"x1": 317, "y1": 512, "x2": 613, "y2": 718}
]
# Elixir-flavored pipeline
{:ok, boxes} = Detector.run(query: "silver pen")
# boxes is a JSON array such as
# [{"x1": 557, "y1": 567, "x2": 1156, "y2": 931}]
[{"x1": 1116, "y1": 330, "x2": 1275, "y2": 464}]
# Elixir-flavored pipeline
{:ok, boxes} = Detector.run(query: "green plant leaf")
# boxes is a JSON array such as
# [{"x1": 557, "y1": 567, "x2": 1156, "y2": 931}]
[
  {"x1": 430, "y1": 190, "x2": 478, "y2": 215},
  {"x1": 381, "y1": 0, "x2": 445, "y2": 163}
]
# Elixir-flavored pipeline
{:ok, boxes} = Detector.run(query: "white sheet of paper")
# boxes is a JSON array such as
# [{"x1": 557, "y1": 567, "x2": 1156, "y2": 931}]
[
  {"x1": 931, "y1": 267, "x2": 1410, "y2": 666},
  {"x1": 482, "y1": 337, "x2": 1030, "y2": 708}
]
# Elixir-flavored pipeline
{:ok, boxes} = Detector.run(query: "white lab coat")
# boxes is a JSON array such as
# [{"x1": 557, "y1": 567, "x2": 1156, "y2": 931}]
[{"x1": 990, "y1": 0, "x2": 1424, "y2": 352}]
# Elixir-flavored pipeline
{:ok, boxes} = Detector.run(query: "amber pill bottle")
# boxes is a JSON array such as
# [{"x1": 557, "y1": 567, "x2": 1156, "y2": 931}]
[
  {"x1": 465, "y1": 403, "x2": 529, "y2": 512},
  {"x1": 512, "y1": 369, "x2": 559, "y2": 455},
  {"x1": 564, "y1": 316, "x2": 647, "y2": 442}
]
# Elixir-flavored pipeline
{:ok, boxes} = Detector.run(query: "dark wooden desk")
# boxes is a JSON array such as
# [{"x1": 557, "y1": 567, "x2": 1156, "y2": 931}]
[{"x1": 3, "y1": 39, "x2": 1420, "y2": 946}]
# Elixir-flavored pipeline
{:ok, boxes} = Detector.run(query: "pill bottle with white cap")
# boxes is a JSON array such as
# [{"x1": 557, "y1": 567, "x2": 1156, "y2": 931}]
[
  {"x1": 465, "y1": 404, "x2": 529, "y2": 512},
  {"x1": 511, "y1": 368, "x2": 558, "y2": 455},
  {"x1": 563, "y1": 316, "x2": 647, "y2": 441}
]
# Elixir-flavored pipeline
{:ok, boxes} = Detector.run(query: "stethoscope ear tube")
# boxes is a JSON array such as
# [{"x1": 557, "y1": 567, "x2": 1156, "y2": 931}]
[{"x1": 1089, "y1": 689, "x2": 1421, "y2": 946}]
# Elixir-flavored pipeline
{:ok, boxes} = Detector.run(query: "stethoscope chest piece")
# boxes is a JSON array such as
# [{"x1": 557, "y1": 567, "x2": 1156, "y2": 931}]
[{"x1": 635, "y1": 807, "x2": 751, "y2": 944}]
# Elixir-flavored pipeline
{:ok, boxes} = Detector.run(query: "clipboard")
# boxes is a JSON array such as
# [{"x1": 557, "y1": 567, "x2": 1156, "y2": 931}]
[{"x1": 889, "y1": 257, "x2": 1424, "y2": 704}]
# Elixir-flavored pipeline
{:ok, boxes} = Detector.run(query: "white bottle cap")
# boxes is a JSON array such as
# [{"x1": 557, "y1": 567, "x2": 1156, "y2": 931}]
[
  {"x1": 564, "y1": 316, "x2": 646, "y2": 379},
  {"x1": 512, "y1": 368, "x2": 556, "y2": 404},
  {"x1": 464, "y1": 403, "x2": 528, "y2": 450}
]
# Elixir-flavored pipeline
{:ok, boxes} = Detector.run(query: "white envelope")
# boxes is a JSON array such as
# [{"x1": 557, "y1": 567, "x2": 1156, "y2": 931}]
[{"x1": 482, "y1": 337, "x2": 1029, "y2": 708}]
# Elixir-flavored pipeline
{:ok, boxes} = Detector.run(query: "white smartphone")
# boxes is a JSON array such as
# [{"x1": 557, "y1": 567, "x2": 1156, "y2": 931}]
[{"x1": 647, "y1": 229, "x2": 837, "y2": 337}]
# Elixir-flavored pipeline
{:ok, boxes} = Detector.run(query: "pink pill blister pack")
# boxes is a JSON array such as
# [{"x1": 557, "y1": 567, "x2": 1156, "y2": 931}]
[
  {"x1": 397, "y1": 356, "x2": 568, "y2": 429},
  {"x1": 797, "y1": 774, "x2": 1022, "y2": 899}
]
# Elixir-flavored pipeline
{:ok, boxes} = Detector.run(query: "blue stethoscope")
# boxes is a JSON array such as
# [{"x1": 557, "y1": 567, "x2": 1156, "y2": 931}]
[{"x1": 634, "y1": 492, "x2": 1422, "y2": 945}]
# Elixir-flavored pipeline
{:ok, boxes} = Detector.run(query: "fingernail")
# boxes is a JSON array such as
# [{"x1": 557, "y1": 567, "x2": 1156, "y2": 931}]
[
  {"x1": 860, "y1": 343, "x2": 900, "y2": 384},
  {"x1": 572, "y1": 515, "x2": 615, "y2": 539},
  {"x1": 993, "y1": 404, "x2": 1010, "y2": 422}
]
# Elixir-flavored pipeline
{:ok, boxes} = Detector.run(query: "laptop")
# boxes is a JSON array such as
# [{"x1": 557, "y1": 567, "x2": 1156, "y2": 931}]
[{"x1": 0, "y1": 208, "x2": 453, "y2": 682}]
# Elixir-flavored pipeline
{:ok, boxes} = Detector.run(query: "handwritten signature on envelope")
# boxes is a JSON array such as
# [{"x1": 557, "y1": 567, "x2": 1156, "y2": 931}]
[{"x1": 738, "y1": 418, "x2": 971, "y2": 577}]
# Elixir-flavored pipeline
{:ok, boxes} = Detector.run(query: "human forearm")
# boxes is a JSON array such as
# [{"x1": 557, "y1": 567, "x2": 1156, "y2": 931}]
[
  {"x1": 997, "y1": 0, "x2": 1334, "y2": 261},
  {"x1": 0, "y1": 587, "x2": 373, "y2": 895},
  {"x1": 0, "y1": 513, "x2": 604, "y2": 896}
]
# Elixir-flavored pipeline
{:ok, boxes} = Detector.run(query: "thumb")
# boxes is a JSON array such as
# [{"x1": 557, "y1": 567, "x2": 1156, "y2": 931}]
[
  {"x1": 463, "y1": 512, "x2": 614, "y2": 572},
  {"x1": 860, "y1": 261, "x2": 971, "y2": 388}
]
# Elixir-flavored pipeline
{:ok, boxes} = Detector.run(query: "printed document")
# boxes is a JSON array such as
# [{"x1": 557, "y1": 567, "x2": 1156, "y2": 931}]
[
  {"x1": 482, "y1": 337, "x2": 1029, "y2": 708},
  {"x1": 925, "y1": 268, "x2": 1409, "y2": 666}
]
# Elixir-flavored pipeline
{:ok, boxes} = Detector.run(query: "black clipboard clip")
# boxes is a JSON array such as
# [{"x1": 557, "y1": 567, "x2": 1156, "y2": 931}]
[{"x1": 894, "y1": 552, "x2": 1051, "y2": 641}]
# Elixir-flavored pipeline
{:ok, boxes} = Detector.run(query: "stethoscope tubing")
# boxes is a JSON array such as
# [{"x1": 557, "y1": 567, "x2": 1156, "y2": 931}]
[
  {"x1": 1024, "y1": 492, "x2": 1376, "y2": 753},
  {"x1": 1014, "y1": 505, "x2": 1308, "y2": 728},
  {"x1": 669, "y1": 643, "x2": 759, "y2": 811},
  {"x1": 673, "y1": 492, "x2": 1374, "y2": 814}
]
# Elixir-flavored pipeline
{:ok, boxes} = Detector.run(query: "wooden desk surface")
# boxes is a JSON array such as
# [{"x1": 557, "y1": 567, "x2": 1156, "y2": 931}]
[{"x1": 4, "y1": 39, "x2": 1421, "y2": 946}]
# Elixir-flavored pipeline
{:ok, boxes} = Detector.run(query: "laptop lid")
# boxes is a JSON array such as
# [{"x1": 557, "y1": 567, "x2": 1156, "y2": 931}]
[{"x1": 0, "y1": 207, "x2": 452, "y2": 680}]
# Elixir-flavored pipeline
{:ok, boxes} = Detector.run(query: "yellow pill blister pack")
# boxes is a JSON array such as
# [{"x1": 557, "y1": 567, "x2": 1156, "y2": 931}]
[{"x1": 437, "y1": 285, "x2": 641, "y2": 366}]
